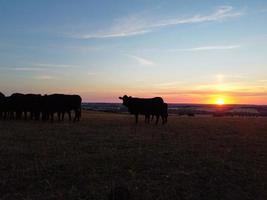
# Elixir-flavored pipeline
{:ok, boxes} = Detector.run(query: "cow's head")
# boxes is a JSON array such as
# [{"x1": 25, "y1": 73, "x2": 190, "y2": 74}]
[
  {"x1": 119, "y1": 95, "x2": 132, "y2": 107},
  {"x1": 0, "y1": 92, "x2": 5, "y2": 98}
]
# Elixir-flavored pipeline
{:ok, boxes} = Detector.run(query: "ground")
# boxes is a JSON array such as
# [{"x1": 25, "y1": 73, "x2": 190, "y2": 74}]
[{"x1": 0, "y1": 111, "x2": 266, "y2": 200}]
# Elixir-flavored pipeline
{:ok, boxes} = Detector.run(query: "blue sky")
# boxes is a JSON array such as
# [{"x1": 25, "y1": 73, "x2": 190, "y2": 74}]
[{"x1": 0, "y1": 0, "x2": 267, "y2": 103}]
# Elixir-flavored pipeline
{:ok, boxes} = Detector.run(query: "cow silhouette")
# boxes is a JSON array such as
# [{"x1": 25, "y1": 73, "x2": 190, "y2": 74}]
[
  {"x1": 9, "y1": 93, "x2": 25, "y2": 120},
  {"x1": 42, "y1": 94, "x2": 82, "y2": 122},
  {"x1": 147, "y1": 102, "x2": 168, "y2": 124},
  {"x1": 119, "y1": 95, "x2": 168, "y2": 124},
  {"x1": 0, "y1": 93, "x2": 82, "y2": 122},
  {"x1": 0, "y1": 92, "x2": 5, "y2": 119}
]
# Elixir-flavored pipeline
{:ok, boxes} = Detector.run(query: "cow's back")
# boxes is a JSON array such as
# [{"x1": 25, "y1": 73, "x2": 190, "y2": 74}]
[{"x1": 128, "y1": 97, "x2": 164, "y2": 114}]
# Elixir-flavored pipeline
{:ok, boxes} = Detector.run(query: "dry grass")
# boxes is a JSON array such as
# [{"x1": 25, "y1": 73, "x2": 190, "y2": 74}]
[{"x1": 0, "y1": 111, "x2": 267, "y2": 200}]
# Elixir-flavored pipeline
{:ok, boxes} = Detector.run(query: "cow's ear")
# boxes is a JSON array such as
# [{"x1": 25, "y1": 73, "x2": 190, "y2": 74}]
[{"x1": 119, "y1": 97, "x2": 123, "y2": 100}]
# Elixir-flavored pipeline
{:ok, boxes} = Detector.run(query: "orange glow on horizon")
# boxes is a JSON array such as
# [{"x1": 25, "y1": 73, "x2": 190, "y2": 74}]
[{"x1": 206, "y1": 95, "x2": 234, "y2": 105}]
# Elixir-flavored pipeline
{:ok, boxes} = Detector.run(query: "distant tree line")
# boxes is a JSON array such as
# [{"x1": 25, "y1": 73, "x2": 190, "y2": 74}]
[{"x1": 0, "y1": 93, "x2": 82, "y2": 122}]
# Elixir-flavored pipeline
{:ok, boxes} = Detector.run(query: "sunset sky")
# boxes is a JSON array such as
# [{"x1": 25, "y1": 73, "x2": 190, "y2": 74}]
[{"x1": 0, "y1": 0, "x2": 267, "y2": 104}]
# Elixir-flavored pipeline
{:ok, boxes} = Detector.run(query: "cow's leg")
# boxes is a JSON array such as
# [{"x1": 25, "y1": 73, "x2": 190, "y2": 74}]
[
  {"x1": 16, "y1": 111, "x2": 20, "y2": 120},
  {"x1": 75, "y1": 109, "x2": 81, "y2": 122},
  {"x1": 135, "y1": 114, "x2": 138, "y2": 124},
  {"x1": 145, "y1": 115, "x2": 148, "y2": 123},
  {"x1": 35, "y1": 112, "x2": 40, "y2": 120},
  {"x1": 57, "y1": 112, "x2": 61, "y2": 121},
  {"x1": 50, "y1": 112, "x2": 54, "y2": 122},
  {"x1": 3, "y1": 111, "x2": 7, "y2": 120},
  {"x1": 161, "y1": 115, "x2": 164, "y2": 124},
  {"x1": 147, "y1": 115, "x2": 151, "y2": 123},
  {"x1": 10, "y1": 111, "x2": 13, "y2": 120},
  {"x1": 73, "y1": 110, "x2": 78, "y2": 122},
  {"x1": 155, "y1": 115, "x2": 159, "y2": 125},
  {"x1": 78, "y1": 108, "x2": 81, "y2": 121},
  {"x1": 42, "y1": 112, "x2": 46, "y2": 121},
  {"x1": 31, "y1": 111, "x2": 34, "y2": 120},
  {"x1": 61, "y1": 112, "x2": 65, "y2": 121},
  {"x1": 68, "y1": 111, "x2": 72, "y2": 121}
]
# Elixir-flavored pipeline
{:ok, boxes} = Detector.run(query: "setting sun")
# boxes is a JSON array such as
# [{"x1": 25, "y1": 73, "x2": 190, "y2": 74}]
[{"x1": 216, "y1": 99, "x2": 225, "y2": 105}]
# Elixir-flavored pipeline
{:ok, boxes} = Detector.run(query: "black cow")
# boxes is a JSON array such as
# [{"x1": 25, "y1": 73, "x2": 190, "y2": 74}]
[
  {"x1": 8, "y1": 93, "x2": 25, "y2": 120},
  {"x1": 43, "y1": 94, "x2": 82, "y2": 122},
  {"x1": 60, "y1": 94, "x2": 82, "y2": 122},
  {"x1": 0, "y1": 92, "x2": 5, "y2": 119},
  {"x1": 23, "y1": 94, "x2": 42, "y2": 120},
  {"x1": 148, "y1": 103, "x2": 168, "y2": 124},
  {"x1": 119, "y1": 95, "x2": 167, "y2": 124}
]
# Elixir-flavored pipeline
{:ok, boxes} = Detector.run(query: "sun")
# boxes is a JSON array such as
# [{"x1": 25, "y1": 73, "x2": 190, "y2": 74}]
[{"x1": 216, "y1": 98, "x2": 225, "y2": 105}]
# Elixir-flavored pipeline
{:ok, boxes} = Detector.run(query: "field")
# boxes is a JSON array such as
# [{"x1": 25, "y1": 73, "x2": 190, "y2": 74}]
[{"x1": 0, "y1": 111, "x2": 267, "y2": 200}]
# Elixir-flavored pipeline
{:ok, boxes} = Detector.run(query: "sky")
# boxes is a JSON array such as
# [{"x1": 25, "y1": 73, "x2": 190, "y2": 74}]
[{"x1": 0, "y1": 0, "x2": 267, "y2": 104}]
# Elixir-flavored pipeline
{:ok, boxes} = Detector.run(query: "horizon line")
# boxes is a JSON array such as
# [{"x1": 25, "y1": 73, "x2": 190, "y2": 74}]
[{"x1": 82, "y1": 101, "x2": 267, "y2": 106}]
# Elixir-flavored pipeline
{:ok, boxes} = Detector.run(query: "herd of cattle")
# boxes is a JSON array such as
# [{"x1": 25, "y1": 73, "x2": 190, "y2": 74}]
[
  {"x1": 0, "y1": 92, "x2": 168, "y2": 124},
  {"x1": 0, "y1": 92, "x2": 82, "y2": 122}
]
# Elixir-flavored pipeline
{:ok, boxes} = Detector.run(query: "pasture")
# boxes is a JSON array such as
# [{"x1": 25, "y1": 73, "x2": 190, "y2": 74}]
[{"x1": 0, "y1": 111, "x2": 266, "y2": 200}]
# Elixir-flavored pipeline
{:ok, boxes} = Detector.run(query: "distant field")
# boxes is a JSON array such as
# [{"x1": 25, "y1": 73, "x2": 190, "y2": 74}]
[{"x1": 0, "y1": 111, "x2": 267, "y2": 200}]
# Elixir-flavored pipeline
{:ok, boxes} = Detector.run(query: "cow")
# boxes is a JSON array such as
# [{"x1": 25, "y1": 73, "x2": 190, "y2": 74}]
[
  {"x1": 0, "y1": 92, "x2": 5, "y2": 119},
  {"x1": 8, "y1": 93, "x2": 25, "y2": 120},
  {"x1": 23, "y1": 94, "x2": 42, "y2": 120},
  {"x1": 42, "y1": 94, "x2": 82, "y2": 122},
  {"x1": 148, "y1": 103, "x2": 168, "y2": 124},
  {"x1": 119, "y1": 95, "x2": 167, "y2": 124},
  {"x1": 60, "y1": 94, "x2": 82, "y2": 122},
  {"x1": 161, "y1": 103, "x2": 168, "y2": 124}
]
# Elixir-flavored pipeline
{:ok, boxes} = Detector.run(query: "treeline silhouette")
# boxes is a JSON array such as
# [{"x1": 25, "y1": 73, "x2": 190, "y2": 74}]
[{"x1": 0, "y1": 93, "x2": 81, "y2": 122}]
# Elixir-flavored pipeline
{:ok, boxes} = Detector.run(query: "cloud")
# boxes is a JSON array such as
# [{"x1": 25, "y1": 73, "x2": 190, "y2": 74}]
[
  {"x1": 171, "y1": 45, "x2": 241, "y2": 52},
  {"x1": 87, "y1": 72, "x2": 97, "y2": 76},
  {"x1": 153, "y1": 6, "x2": 242, "y2": 26},
  {"x1": 73, "y1": 6, "x2": 242, "y2": 39},
  {"x1": 153, "y1": 81, "x2": 181, "y2": 87},
  {"x1": 258, "y1": 79, "x2": 267, "y2": 82},
  {"x1": 34, "y1": 63, "x2": 74, "y2": 68},
  {"x1": 76, "y1": 30, "x2": 150, "y2": 39},
  {"x1": 127, "y1": 55, "x2": 155, "y2": 66},
  {"x1": 156, "y1": 90, "x2": 267, "y2": 97},
  {"x1": 0, "y1": 63, "x2": 76, "y2": 72},
  {"x1": 11, "y1": 67, "x2": 45, "y2": 71},
  {"x1": 35, "y1": 75, "x2": 55, "y2": 80}
]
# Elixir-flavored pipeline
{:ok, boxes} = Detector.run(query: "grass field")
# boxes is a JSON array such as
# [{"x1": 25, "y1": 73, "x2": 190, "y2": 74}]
[{"x1": 0, "y1": 111, "x2": 267, "y2": 200}]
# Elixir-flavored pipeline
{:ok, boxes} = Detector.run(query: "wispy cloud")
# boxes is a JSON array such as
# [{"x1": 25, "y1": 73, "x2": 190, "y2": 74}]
[
  {"x1": 73, "y1": 6, "x2": 242, "y2": 39},
  {"x1": 153, "y1": 6, "x2": 242, "y2": 26},
  {"x1": 171, "y1": 45, "x2": 241, "y2": 52},
  {"x1": 156, "y1": 90, "x2": 267, "y2": 97},
  {"x1": 34, "y1": 63, "x2": 75, "y2": 68},
  {"x1": 1, "y1": 63, "x2": 76, "y2": 72},
  {"x1": 11, "y1": 67, "x2": 45, "y2": 71},
  {"x1": 34, "y1": 75, "x2": 55, "y2": 80},
  {"x1": 127, "y1": 55, "x2": 155, "y2": 66},
  {"x1": 87, "y1": 72, "x2": 97, "y2": 76},
  {"x1": 76, "y1": 30, "x2": 150, "y2": 39}
]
